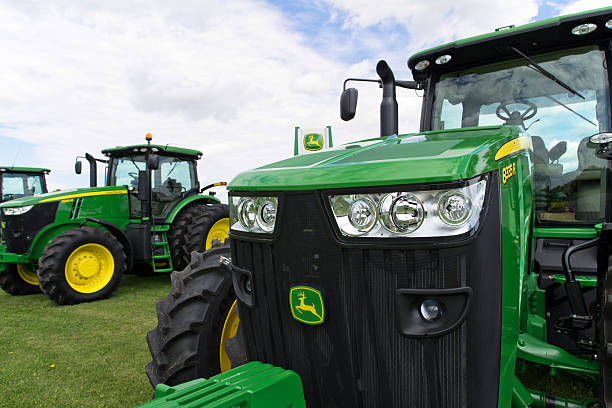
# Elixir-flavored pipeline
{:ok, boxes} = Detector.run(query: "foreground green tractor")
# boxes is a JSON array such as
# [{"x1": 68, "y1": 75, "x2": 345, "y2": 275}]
[
  {"x1": 0, "y1": 134, "x2": 228, "y2": 303},
  {"x1": 141, "y1": 7, "x2": 612, "y2": 408}
]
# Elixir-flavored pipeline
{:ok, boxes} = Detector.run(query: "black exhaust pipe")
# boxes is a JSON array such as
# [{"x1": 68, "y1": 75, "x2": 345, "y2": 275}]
[
  {"x1": 376, "y1": 60, "x2": 398, "y2": 137},
  {"x1": 85, "y1": 153, "x2": 97, "y2": 187}
]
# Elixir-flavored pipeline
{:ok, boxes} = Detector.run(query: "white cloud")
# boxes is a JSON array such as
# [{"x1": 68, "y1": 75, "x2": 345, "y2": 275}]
[
  {"x1": 322, "y1": 0, "x2": 540, "y2": 50},
  {"x1": 0, "y1": 0, "x2": 386, "y2": 201},
  {"x1": 559, "y1": 0, "x2": 612, "y2": 14}
]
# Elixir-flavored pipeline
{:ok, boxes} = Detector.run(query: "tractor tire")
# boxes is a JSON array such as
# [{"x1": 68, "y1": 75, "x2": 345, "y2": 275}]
[
  {"x1": 600, "y1": 255, "x2": 612, "y2": 407},
  {"x1": 168, "y1": 203, "x2": 229, "y2": 272},
  {"x1": 37, "y1": 226, "x2": 126, "y2": 305},
  {"x1": 0, "y1": 264, "x2": 41, "y2": 295},
  {"x1": 146, "y1": 241, "x2": 239, "y2": 387}
]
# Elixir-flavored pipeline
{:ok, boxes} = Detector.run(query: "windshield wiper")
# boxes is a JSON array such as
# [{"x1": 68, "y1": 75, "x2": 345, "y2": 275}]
[{"x1": 509, "y1": 46, "x2": 585, "y2": 100}]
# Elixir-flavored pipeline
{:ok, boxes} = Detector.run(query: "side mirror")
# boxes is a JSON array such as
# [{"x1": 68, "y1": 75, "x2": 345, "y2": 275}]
[
  {"x1": 75, "y1": 160, "x2": 82, "y2": 175},
  {"x1": 340, "y1": 88, "x2": 358, "y2": 121},
  {"x1": 147, "y1": 154, "x2": 160, "y2": 170}
]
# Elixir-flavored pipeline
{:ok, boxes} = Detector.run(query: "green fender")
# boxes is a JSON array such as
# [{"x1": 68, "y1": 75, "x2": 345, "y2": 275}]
[{"x1": 165, "y1": 194, "x2": 222, "y2": 224}]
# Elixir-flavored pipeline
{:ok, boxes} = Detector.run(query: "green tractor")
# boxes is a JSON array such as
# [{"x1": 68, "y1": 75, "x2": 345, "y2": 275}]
[
  {"x1": 0, "y1": 134, "x2": 229, "y2": 304},
  {"x1": 141, "y1": 6, "x2": 612, "y2": 408},
  {"x1": 0, "y1": 166, "x2": 50, "y2": 203}
]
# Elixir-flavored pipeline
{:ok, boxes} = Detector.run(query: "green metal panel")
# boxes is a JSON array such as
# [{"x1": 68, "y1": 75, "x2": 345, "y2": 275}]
[
  {"x1": 101, "y1": 144, "x2": 202, "y2": 159},
  {"x1": 0, "y1": 185, "x2": 128, "y2": 208},
  {"x1": 230, "y1": 126, "x2": 523, "y2": 191},
  {"x1": 497, "y1": 149, "x2": 534, "y2": 406},
  {"x1": 164, "y1": 194, "x2": 221, "y2": 224},
  {"x1": 0, "y1": 166, "x2": 50, "y2": 174},
  {"x1": 135, "y1": 362, "x2": 306, "y2": 408}
]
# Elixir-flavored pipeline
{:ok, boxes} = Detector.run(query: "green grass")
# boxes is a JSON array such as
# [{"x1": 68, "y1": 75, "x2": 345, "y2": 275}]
[{"x1": 0, "y1": 274, "x2": 171, "y2": 408}]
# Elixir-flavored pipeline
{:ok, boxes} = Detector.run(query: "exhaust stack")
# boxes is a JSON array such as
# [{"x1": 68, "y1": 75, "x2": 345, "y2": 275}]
[
  {"x1": 85, "y1": 153, "x2": 97, "y2": 187},
  {"x1": 376, "y1": 60, "x2": 398, "y2": 137}
]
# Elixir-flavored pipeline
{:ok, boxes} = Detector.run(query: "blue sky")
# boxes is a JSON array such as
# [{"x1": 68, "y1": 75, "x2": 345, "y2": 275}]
[{"x1": 0, "y1": 0, "x2": 609, "y2": 196}]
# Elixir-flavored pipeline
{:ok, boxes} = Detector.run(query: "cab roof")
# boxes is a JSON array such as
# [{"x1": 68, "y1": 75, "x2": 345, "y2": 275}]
[
  {"x1": 101, "y1": 144, "x2": 203, "y2": 160},
  {"x1": 0, "y1": 166, "x2": 50, "y2": 174},
  {"x1": 408, "y1": 6, "x2": 612, "y2": 81}
]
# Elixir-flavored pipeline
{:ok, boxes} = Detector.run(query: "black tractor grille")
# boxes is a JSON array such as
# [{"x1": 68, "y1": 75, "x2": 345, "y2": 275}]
[
  {"x1": 232, "y1": 179, "x2": 502, "y2": 408},
  {"x1": 1, "y1": 202, "x2": 58, "y2": 254}
]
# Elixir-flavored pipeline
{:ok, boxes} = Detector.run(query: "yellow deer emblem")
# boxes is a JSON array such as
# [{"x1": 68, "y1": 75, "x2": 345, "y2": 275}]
[
  {"x1": 306, "y1": 135, "x2": 322, "y2": 148},
  {"x1": 295, "y1": 291, "x2": 322, "y2": 320}
]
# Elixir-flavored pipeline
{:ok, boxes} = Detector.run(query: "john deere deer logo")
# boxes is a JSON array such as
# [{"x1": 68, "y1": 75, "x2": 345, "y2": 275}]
[
  {"x1": 303, "y1": 133, "x2": 324, "y2": 151},
  {"x1": 289, "y1": 286, "x2": 325, "y2": 325}
]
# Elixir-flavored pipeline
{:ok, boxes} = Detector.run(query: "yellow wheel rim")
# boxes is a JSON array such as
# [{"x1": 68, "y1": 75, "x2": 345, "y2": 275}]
[
  {"x1": 17, "y1": 264, "x2": 39, "y2": 286},
  {"x1": 64, "y1": 243, "x2": 115, "y2": 294},
  {"x1": 219, "y1": 300, "x2": 239, "y2": 372},
  {"x1": 205, "y1": 218, "x2": 229, "y2": 250}
]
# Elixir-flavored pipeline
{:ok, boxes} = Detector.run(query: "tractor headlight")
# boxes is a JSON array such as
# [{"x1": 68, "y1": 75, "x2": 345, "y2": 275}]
[
  {"x1": 2, "y1": 205, "x2": 34, "y2": 216},
  {"x1": 230, "y1": 195, "x2": 278, "y2": 234},
  {"x1": 328, "y1": 177, "x2": 486, "y2": 238}
]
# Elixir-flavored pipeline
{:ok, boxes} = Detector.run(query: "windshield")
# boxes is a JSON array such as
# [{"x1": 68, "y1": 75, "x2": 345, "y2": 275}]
[
  {"x1": 1, "y1": 173, "x2": 44, "y2": 201},
  {"x1": 108, "y1": 155, "x2": 197, "y2": 218},
  {"x1": 432, "y1": 46, "x2": 611, "y2": 225}
]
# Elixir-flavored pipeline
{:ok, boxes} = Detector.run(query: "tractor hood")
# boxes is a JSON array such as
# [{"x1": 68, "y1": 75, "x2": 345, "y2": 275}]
[
  {"x1": 229, "y1": 126, "x2": 525, "y2": 191},
  {"x1": 0, "y1": 186, "x2": 127, "y2": 208}
]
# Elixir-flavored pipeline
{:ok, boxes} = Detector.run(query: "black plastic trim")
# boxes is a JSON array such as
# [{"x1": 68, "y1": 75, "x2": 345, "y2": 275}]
[{"x1": 396, "y1": 286, "x2": 473, "y2": 337}]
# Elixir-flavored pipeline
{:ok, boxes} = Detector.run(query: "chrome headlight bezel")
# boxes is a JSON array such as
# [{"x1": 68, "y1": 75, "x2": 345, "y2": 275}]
[
  {"x1": 2, "y1": 205, "x2": 34, "y2": 216},
  {"x1": 325, "y1": 175, "x2": 489, "y2": 241},
  {"x1": 229, "y1": 192, "x2": 280, "y2": 236}
]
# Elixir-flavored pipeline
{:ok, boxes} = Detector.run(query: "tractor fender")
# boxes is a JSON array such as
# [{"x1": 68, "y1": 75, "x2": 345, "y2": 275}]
[
  {"x1": 165, "y1": 194, "x2": 221, "y2": 224},
  {"x1": 81, "y1": 218, "x2": 134, "y2": 271},
  {"x1": 26, "y1": 220, "x2": 133, "y2": 271}
]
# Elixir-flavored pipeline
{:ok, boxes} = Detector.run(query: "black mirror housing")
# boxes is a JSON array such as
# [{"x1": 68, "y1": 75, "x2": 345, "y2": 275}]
[
  {"x1": 75, "y1": 160, "x2": 82, "y2": 175},
  {"x1": 340, "y1": 88, "x2": 358, "y2": 121},
  {"x1": 147, "y1": 154, "x2": 160, "y2": 170}
]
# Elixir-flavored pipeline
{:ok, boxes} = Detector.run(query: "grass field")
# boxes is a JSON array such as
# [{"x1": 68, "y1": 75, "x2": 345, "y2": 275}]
[
  {"x1": 0, "y1": 271, "x2": 600, "y2": 407},
  {"x1": 0, "y1": 274, "x2": 171, "y2": 408}
]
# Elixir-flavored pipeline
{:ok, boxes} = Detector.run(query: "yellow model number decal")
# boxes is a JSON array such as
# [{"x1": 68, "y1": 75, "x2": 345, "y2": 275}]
[{"x1": 502, "y1": 163, "x2": 517, "y2": 184}]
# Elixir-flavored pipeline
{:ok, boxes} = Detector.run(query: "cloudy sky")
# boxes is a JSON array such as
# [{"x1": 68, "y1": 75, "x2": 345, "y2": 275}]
[{"x1": 0, "y1": 0, "x2": 609, "y2": 198}]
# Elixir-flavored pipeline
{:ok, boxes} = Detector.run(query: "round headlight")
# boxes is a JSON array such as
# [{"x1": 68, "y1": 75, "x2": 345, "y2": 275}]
[
  {"x1": 347, "y1": 198, "x2": 377, "y2": 234},
  {"x1": 255, "y1": 198, "x2": 277, "y2": 233},
  {"x1": 414, "y1": 60, "x2": 430, "y2": 71},
  {"x1": 420, "y1": 299, "x2": 443, "y2": 321},
  {"x1": 438, "y1": 190, "x2": 472, "y2": 225},
  {"x1": 606, "y1": 19, "x2": 612, "y2": 29},
  {"x1": 238, "y1": 198, "x2": 257, "y2": 230},
  {"x1": 571, "y1": 23, "x2": 597, "y2": 36},
  {"x1": 379, "y1": 193, "x2": 424, "y2": 234},
  {"x1": 435, "y1": 54, "x2": 452, "y2": 65}
]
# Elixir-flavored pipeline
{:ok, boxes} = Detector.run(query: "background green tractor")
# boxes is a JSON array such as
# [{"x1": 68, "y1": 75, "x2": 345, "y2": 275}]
[
  {"x1": 0, "y1": 166, "x2": 49, "y2": 203},
  {"x1": 0, "y1": 134, "x2": 228, "y2": 304},
  {"x1": 140, "y1": 6, "x2": 612, "y2": 408}
]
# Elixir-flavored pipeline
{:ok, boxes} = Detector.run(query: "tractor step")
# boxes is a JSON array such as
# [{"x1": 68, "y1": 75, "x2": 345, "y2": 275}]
[
  {"x1": 151, "y1": 225, "x2": 173, "y2": 273},
  {"x1": 135, "y1": 362, "x2": 306, "y2": 408}
]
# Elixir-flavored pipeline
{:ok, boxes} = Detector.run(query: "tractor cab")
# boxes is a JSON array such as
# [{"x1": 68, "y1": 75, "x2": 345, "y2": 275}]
[
  {"x1": 101, "y1": 144, "x2": 203, "y2": 220},
  {"x1": 408, "y1": 17, "x2": 611, "y2": 227},
  {"x1": 0, "y1": 167, "x2": 49, "y2": 203}
]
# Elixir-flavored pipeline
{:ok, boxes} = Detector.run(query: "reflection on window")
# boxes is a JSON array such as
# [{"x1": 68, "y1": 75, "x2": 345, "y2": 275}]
[{"x1": 432, "y1": 47, "x2": 611, "y2": 225}]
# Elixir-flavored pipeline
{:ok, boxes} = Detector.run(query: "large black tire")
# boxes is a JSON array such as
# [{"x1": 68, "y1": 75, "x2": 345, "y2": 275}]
[
  {"x1": 37, "y1": 226, "x2": 126, "y2": 305},
  {"x1": 146, "y1": 242, "x2": 235, "y2": 387},
  {"x1": 169, "y1": 203, "x2": 229, "y2": 272},
  {"x1": 0, "y1": 264, "x2": 41, "y2": 295},
  {"x1": 600, "y1": 255, "x2": 612, "y2": 407}
]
